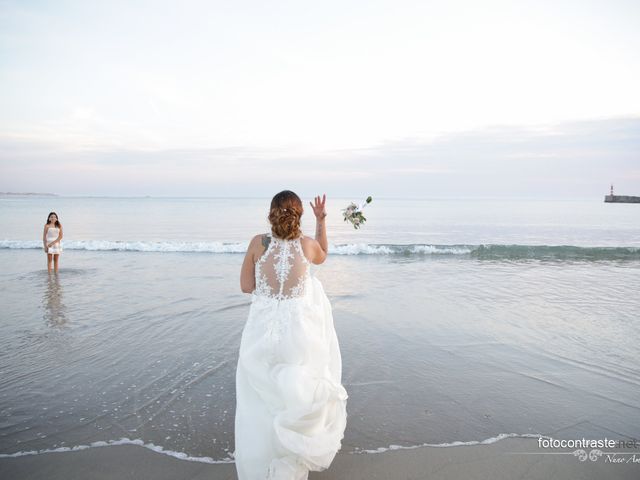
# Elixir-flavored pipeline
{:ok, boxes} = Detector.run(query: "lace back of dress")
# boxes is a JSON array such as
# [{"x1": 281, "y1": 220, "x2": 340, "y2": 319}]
[{"x1": 256, "y1": 234, "x2": 309, "y2": 300}]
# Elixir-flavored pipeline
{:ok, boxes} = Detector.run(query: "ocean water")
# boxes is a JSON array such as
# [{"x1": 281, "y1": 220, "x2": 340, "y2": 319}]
[{"x1": 0, "y1": 196, "x2": 639, "y2": 462}]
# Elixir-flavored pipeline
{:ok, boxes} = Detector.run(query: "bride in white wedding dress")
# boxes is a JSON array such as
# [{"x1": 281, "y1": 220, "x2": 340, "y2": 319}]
[{"x1": 235, "y1": 191, "x2": 348, "y2": 480}]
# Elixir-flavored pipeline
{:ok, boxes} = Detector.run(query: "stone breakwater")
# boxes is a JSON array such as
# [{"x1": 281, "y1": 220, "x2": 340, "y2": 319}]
[{"x1": 604, "y1": 195, "x2": 640, "y2": 203}]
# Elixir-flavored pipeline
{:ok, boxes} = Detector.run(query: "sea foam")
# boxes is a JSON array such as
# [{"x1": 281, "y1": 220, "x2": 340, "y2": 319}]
[
  {"x1": 1, "y1": 240, "x2": 638, "y2": 259},
  {"x1": 0, "y1": 432, "x2": 550, "y2": 462}
]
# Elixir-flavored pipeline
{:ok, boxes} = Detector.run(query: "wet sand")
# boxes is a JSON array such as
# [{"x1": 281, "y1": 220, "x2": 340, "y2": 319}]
[{"x1": 1, "y1": 437, "x2": 638, "y2": 480}]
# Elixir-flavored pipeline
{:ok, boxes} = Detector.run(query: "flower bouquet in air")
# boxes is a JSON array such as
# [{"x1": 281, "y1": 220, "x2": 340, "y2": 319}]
[{"x1": 342, "y1": 196, "x2": 372, "y2": 229}]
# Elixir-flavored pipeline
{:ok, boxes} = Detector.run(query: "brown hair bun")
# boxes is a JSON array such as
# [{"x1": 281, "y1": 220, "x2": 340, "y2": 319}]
[{"x1": 268, "y1": 190, "x2": 303, "y2": 240}]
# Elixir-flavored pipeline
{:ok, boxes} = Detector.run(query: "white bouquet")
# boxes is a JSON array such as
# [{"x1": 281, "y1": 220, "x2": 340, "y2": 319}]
[{"x1": 342, "y1": 196, "x2": 372, "y2": 229}]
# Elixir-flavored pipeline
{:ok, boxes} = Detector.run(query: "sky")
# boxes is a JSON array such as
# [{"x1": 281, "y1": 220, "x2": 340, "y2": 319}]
[{"x1": 0, "y1": 0, "x2": 638, "y2": 197}]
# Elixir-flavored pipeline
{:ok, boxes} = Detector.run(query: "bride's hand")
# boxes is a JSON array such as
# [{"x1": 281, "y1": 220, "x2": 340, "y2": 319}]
[{"x1": 310, "y1": 194, "x2": 327, "y2": 219}]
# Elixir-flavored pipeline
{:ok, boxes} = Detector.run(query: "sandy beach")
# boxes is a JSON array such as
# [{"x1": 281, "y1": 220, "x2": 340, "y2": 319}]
[{"x1": 2, "y1": 437, "x2": 639, "y2": 480}]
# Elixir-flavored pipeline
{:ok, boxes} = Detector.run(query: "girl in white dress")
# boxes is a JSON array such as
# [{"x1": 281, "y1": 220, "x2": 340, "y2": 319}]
[
  {"x1": 43, "y1": 212, "x2": 63, "y2": 273},
  {"x1": 235, "y1": 191, "x2": 348, "y2": 480}
]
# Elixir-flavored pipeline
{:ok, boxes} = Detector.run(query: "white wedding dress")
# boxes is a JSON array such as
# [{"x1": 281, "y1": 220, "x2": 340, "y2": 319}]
[{"x1": 234, "y1": 232, "x2": 349, "y2": 480}]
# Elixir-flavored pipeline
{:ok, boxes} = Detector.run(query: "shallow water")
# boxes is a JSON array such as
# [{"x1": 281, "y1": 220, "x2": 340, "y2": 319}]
[
  {"x1": 1, "y1": 249, "x2": 638, "y2": 460},
  {"x1": 0, "y1": 196, "x2": 639, "y2": 461}
]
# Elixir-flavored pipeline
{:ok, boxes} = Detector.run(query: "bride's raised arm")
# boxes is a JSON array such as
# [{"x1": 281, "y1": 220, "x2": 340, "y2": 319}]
[{"x1": 309, "y1": 194, "x2": 328, "y2": 264}]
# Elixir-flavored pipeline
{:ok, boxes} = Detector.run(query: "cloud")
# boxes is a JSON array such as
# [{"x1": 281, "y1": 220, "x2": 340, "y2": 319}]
[{"x1": 1, "y1": 116, "x2": 638, "y2": 198}]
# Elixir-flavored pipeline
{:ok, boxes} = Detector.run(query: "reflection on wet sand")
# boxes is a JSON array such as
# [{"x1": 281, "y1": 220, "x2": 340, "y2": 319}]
[{"x1": 43, "y1": 273, "x2": 67, "y2": 327}]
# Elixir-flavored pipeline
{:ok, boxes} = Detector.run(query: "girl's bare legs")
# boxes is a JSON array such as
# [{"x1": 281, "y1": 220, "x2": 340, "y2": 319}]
[
  {"x1": 47, "y1": 253, "x2": 53, "y2": 273},
  {"x1": 53, "y1": 254, "x2": 59, "y2": 273}
]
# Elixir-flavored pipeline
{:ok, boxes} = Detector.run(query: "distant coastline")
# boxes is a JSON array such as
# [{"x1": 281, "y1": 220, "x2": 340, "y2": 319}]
[{"x1": 0, "y1": 192, "x2": 58, "y2": 197}]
